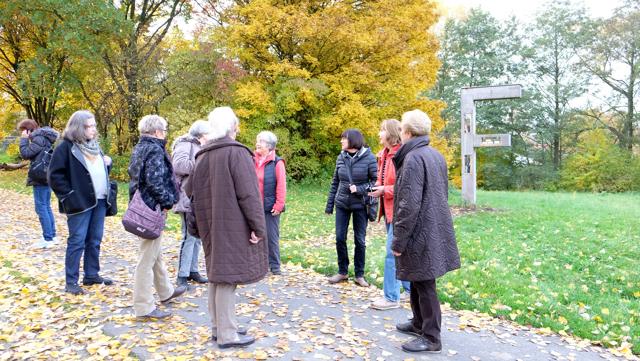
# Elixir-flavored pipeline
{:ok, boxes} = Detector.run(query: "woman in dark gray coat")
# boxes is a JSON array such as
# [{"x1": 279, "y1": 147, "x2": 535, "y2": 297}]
[
  {"x1": 325, "y1": 129, "x2": 377, "y2": 287},
  {"x1": 391, "y1": 110, "x2": 460, "y2": 354}
]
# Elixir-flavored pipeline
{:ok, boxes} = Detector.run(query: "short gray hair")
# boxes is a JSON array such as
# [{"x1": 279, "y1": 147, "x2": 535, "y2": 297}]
[
  {"x1": 257, "y1": 131, "x2": 278, "y2": 150},
  {"x1": 63, "y1": 110, "x2": 95, "y2": 143},
  {"x1": 189, "y1": 120, "x2": 211, "y2": 138},
  {"x1": 208, "y1": 106, "x2": 238, "y2": 140},
  {"x1": 138, "y1": 114, "x2": 167, "y2": 135},
  {"x1": 401, "y1": 109, "x2": 431, "y2": 137}
]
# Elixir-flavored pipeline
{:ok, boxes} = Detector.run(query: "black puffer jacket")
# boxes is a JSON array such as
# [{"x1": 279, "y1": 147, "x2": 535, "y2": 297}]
[
  {"x1": 325, "y1": 148, "x2": 377, "y2": 213},
  {"x1": 391, "y1": 135, "x2": 460, "y2": 281},
  {"x1": 128, "y1": 136, "x2": 179, "y2": 211},
  {"x1": 19, "y1": 127, "x2": 59, "y2": 186}
]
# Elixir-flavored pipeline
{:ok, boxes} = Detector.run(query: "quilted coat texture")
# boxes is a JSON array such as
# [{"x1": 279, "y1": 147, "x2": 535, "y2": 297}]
[
  {"x1": 325, "y1": 148, "x2": 377, "y2": 213},
  {"x1": 127, "y1": 136, "x2": 179, "y2": 211},
  {"x1": 391, "y1": 135, "x2": 460, "y2": 281},
  {"x1": 185, "y1": 137, "x2": 268, "y2": 285}
]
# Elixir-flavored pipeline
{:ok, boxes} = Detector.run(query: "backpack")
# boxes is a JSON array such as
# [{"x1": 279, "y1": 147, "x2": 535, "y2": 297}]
[{"x1": 28, "y1": 145, "x2": 54, "y2": 184}]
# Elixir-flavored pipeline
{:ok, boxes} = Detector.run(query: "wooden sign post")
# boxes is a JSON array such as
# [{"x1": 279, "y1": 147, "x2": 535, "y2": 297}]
[{"x1": 461, "y1": 85, "x2": 523, "y2": 206}]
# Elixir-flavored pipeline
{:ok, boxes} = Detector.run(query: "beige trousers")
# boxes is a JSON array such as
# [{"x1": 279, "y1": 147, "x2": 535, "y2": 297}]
[
  {"x1": 133, "y1": 235, "x2": 174, "y2": 316},
  {"x1": 208, "y1": 283, "x2": 238, "y2": 344}
]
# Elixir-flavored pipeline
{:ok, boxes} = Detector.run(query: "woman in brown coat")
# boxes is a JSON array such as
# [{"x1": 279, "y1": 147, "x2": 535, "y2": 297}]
[
  {"x1": 185, "y1": 106, "x2": 267, "y2": 349},
  {"x1": 391, "y1": 109, "x2": 461, "y2": 354}
]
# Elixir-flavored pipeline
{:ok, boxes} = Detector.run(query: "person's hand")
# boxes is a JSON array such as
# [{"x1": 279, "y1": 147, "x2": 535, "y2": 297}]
[
  {"x1": 368, "y1": 186, "x2": 384, "y2": 198},
  {"x1": 103, "y1": 155, "x2": 112, "y2": 166},
  {"x1": 349, "y1": 184, "x2": 357, "y2": 193},
  {"x1": 249, "y1": 231, "x2": 261, "y2": 244},
  {"x1": 392, "y1": 251, "x2": 402, "y2": 257},
  {"x1": 271, "y1": 208, "x2": 281, "y2": 216},
  {"x1": 20, "y1": 130, "x2": 29, "y2": 138}
]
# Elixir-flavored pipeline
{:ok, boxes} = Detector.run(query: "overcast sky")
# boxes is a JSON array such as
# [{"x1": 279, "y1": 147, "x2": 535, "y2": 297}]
[{"x1": 438, "y1": 0, "x2": 622, "y2": 22}]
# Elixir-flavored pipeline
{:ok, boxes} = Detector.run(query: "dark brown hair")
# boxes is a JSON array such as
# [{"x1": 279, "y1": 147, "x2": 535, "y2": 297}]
[
  {"x1": 17, "y1": 119, "x2": 38, "y2": 132},
  {"x1": 340, "y1": 128, "x2": 366, "y2": 150}
]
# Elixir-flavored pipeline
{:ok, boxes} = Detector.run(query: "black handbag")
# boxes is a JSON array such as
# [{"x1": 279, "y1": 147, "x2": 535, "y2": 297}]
[
  {"x1": 106, "y1": 181, "x2": 118, "y2": 217},
  {"x1": 340, "y1": 153, "x2": 378, "y2": 222}
]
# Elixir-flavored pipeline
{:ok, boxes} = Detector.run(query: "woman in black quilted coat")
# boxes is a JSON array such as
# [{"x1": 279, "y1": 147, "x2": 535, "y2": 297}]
[
  {"x1": 325, "y1": 129, "x2": 377, "y2": 287},
  {"x1": 391, "y1": 110, "x2": 460, "y2": 354}
]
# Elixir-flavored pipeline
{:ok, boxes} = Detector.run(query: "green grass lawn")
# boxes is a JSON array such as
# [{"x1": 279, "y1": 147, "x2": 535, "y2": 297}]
[{"x1": 1, "y1": 169, "x2": 637, "y2": 353}]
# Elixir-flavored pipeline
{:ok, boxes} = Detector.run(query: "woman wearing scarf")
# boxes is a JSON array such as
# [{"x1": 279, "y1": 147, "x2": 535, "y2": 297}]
[{"x1": 49, "y1": 110, "x2": 115, "y2": 295}]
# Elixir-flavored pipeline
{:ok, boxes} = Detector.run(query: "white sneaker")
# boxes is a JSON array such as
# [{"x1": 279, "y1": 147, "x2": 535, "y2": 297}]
[
  {"x1": 32, "y1": 238, "x2": 49, "y2": 249},
  {"x1": 400, "y1": 292, "x2": 410, "y2": 301},
  {"x1": 48, "y1": 237, "x2": 60, "y2": 247},
  {"x1": 370, "y1": 297, "x2": 400, "y2": 310}
]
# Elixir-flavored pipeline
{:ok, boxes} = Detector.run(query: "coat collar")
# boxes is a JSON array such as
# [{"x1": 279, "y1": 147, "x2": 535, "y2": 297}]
[
  {"x1": 393, "y1": 136, "x2": 430, "y2": 170},
  {"x1": 196, "y1": 136, "x2": 253, "y2": 159}
]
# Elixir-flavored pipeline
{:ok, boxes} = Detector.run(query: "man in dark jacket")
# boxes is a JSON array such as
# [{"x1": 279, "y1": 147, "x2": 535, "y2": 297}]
[
  {"x1": 18, "y1": 119, "x2": 59, "y2": 249},
  {"x1": 185, "y1": 106, "x2": 267, "y2": 349},
  {"x1": 391, "y1": 110, "x2": 461, "y2": 353}
]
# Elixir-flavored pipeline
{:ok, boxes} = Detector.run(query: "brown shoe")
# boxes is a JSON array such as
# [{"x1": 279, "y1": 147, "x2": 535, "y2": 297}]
[
  {"x1": 328, "y1": 274, "x2": 348, "y2": 284},
  {"x1": 354, "y1": 277, "x2": 369, "y2": 287}
]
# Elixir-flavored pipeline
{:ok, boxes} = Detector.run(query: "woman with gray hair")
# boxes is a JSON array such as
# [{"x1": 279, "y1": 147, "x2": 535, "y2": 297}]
[
  {"x1": 49, "y1": 110, "x2": 116, "y2": 295},
  {"x1": 172, "y1": 120, "x2": 211, "y2": 287},
  {"x1": 254, "y1": 131, "x2": 287, "y2": 275},
  {"x1": 128, "y1": 114, "x2": 186, "y2": 319},
  {"x1": 392, "y1": 109, "x2": 460, "y2": 353},
  {"x1": 185, "y1": 106, "x2": 267, "y2": 348}
]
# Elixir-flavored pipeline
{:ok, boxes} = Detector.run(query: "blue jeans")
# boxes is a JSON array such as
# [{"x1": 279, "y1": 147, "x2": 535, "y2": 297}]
[
  {"x1": 33, "y1": 185, "x2": 56, "y2": 241},
  {"x1": 65, "y1": 199, "x2": 107, "y2": 286},
  {"x1": 335, "y1": 207, "x2": 368, "y2": 278},
  {"x1": 384, "y1": 222, "x2": 411, "y2": 302},
  {"x1": 178, "y1": 213, "x2": 202, "y2": 277},
  {"x1": 265, "y1": 211, "x2": 281, "y2": 272}
]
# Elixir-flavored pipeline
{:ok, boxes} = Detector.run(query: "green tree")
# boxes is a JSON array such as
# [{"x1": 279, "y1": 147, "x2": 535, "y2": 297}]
[
  {"x1": 0, "y1": 0, "x2": 119, "y2": 127},
  {"x1": 529, "y1": 0, "x2": 589, "y2": 170},
  {"x1": 578, "y1": 0, "x2": 639, "y2": 150},
  {"x1": 218, "y1": 0, "x2": 448, "y2": 179},
  {"x1": 101, "y1": 0, "x2": 190, "y2": 148}
]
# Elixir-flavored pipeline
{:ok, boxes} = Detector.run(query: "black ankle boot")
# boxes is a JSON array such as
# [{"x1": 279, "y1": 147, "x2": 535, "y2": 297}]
[{"x1": 188, "y1": 272, "x2": 208, "y2": 284}]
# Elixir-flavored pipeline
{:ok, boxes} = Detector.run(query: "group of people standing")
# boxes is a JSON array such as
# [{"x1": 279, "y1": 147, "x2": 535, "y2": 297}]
[
  {"x1": 324, "y1": 110, "x2": 460, "y2": 353},
  {"x1": 17, "y1": 106, "x2": 459, "y2": 353}
]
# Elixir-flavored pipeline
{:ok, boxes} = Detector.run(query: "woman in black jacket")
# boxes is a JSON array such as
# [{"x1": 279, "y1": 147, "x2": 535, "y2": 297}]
[
  {"x1": 325, "y1": 129, "x2": 377, "y2": 287},
  {"x1": 128, "y1": 114, "x2": 185, "y2": 320},
  {"x1": 18, "y1": 119, "x2": 59, "y2": 249},
  {"x1": 48, "y1": 110, "x2": 115, "y2": 295}
]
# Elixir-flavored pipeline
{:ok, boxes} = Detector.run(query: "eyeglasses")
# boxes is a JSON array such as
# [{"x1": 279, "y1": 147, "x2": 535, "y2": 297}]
[{"x1": 84, "y1": 124, "x2": 97, "y2": 129}]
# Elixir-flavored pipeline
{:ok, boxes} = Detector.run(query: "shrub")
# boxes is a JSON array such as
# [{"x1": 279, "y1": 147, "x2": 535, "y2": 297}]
[
  {"x1": 109, "y1": 154, "x2": 130, "y2": 182},
  {"x1": 560, "y1": 129, "x2": 640, "y2": 192}
]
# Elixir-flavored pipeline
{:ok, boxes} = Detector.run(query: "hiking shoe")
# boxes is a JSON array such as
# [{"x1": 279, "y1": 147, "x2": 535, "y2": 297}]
[
  {"x1": 354, "y1": 277, "x2": 369, "y2": 287},
  {"x1": 161, "y1": 285, "x2": 187, "y2": 304},
  {"x1": 138, "y1": 308, "x2": 171, "y2": 319},
  {"x1": 401, "y1": 336, "x2": 442, "y2": 353},
  {"x1": 370, "y1": 297, "x2": 400, "y2": 310},
  {"x1": 188, "y1": 272, "x2": 208, "y2": 284},
  {"x1": 396, "y1": 321, "x2": 422, "y2": 336},
  {"x1": 270, "y1": 269, "x2": 282, "y2": 276},
  {"x1": 218, "y1": 334, "x2": 255, "y2": 349},
  {"x1": 211, "y1": 325, "x2": 248, "y2": 341},
  {"x1": 328, "y1": 274, "x2": 348, "y2": 284},
  {"x1": 65, "y1": 284, "x2": 85, "y2": 295},
  {"x1": 82, "y1": 276, "x2": 114, "y2": 286}
]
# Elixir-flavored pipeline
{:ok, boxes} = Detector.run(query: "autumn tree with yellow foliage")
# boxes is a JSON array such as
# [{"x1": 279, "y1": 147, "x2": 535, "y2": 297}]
[{"x1": 218, "y1": 0, "x2": 450, "y2": 179}]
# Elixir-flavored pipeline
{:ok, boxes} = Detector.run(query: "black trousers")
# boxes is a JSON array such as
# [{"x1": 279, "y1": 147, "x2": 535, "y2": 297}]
[
  {"x1": 335, "y1": 206, "x2": 367, "y2": 278},
  {"x1": 410, "y1": 279, "x2": 441, "y2": 344}
]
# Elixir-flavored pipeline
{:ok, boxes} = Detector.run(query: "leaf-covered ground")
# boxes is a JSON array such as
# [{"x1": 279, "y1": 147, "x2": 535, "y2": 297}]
[{"x1": 0, "y1": 186, "x2": 636, "y2": 360}]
